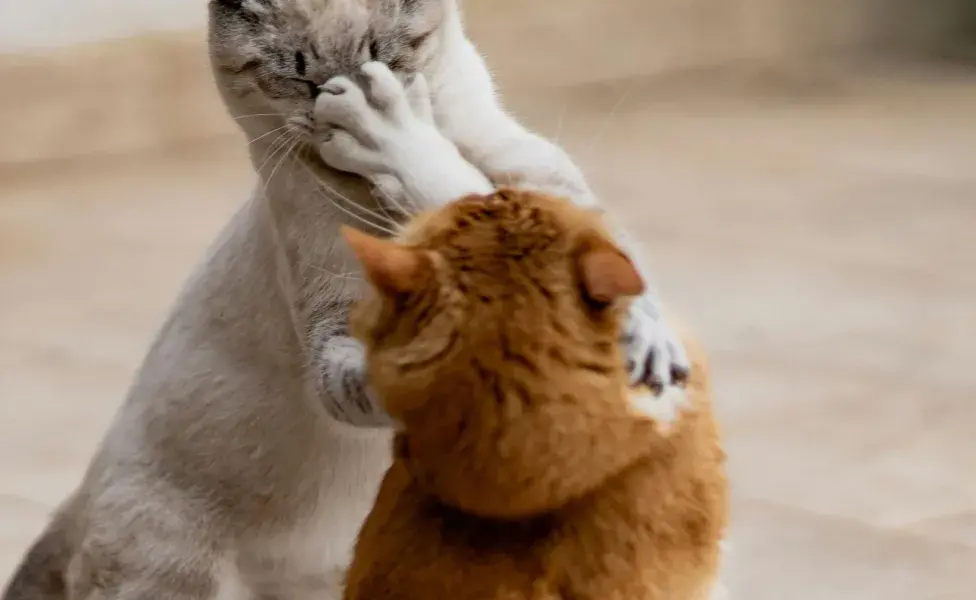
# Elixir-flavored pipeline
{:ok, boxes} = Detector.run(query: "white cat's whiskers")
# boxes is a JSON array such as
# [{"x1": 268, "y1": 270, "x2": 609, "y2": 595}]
[
  {"x1": 328, "y1": 196, "x2": 399, "y2": 236},
  {"x1": 247, "y1": 125, "x2": 291, "y2": 148},
  {"x1": 553, "y1": 102, "x2": 568, "y2": 145},
  {"x1": 258, "y1": 128, "x2": 297, "y2": 185},
  {"x1": 585, "y1": 87, "x2": 632, "y2": 157},
  {"x1": 273, "y1": 136, "x2": 303, "y2": 178},
  {"x1": 255, "y1": 128, "x2": 297, "y2": 176},
  {"x1": 301, "y1": 163, "x2": 399, "y2": 231},
  {"x1": 297, "y1": 162, "x2": 400, "y2": 236},
  {"x1": 375, "y1": 183, "x2": 415, "y2": 216},
  {"x1": 263, "y1": 134, "x2": 303, "y2": 199},
  {"x1": 302, "y1": 263, "x2": 364, "y2": 280},
  {"x1": 257, "y1": 128, "x2": 302, "y2": 201},
  {"x1": 369, "y1": 188, "x2": 402, "y2": 226},
  {"x1": 232, "y1": 113, "x2": 281, "y2": 121}
]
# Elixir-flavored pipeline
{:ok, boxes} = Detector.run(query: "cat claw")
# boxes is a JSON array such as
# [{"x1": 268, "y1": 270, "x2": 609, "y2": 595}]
[{"x1": 623, "y1": 295, "x2": 690, "y2": 392}]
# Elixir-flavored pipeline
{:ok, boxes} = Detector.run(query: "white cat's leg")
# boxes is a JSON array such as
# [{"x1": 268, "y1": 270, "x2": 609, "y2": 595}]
[
  {"x1": 425, "y1": 25, "x2": 689, "y2": 388},
  {"x1": 424, "y1": 32, "x2": 597, "y2": 206},
  {"x1": 403, "y1": 72, "x2": 435, "y2": 125},
  {"x1": 314, "y1": 63, "x2": 493, "y2": 207},
  {"x1": 310, "y1": 62, "x2": 493, "y2": 430}
]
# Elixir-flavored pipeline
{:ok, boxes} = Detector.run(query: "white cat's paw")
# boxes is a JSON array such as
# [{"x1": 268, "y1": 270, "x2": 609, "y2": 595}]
[
  {"x1": 401, "y1": 70, "x2": 435, "y2": 125},
  {"x1": 316, "y1": 126, "x2": 388, "y2": 177},
  {"x1": 623, "y1": 294, "x2": 690, "y2": 392},
  {"x1": 314, "y1": 61, "x2": 439, "y2": 178},
  {"x1": 358, "y1": 61, "x2": 418, "y2": 123},
  {"x1": 629, "y1": 385, "x2": 690, "y2": 433},
  {"x1": 314, "y1": 71, "x2": 389, "y2": 177}
]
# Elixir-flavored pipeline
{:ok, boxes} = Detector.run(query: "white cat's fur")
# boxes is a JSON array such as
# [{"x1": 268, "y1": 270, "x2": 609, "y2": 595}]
[{"x1": 2, "y1": 1, "x2": 692, "y2": 599}]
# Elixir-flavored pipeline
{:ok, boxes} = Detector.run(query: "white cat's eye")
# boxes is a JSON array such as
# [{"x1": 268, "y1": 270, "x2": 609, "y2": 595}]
[{"x1": 294, "y1": 51, "x2": 307, "y2": 76}]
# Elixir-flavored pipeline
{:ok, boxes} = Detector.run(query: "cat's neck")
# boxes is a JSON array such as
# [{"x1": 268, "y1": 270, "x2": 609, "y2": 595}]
[{"x1": 398, "y1": 389, "x2": 665, "y2": 520}]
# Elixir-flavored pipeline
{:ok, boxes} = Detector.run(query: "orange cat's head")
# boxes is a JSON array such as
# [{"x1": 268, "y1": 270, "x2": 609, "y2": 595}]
[{"x1": 344, "y1": 189, "x2": 648, "y2": 516}]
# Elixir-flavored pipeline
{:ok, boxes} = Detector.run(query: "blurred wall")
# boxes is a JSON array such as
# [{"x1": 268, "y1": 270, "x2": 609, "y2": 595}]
[
  {"x1": 465, "y1": 0, "x2": 965, "y2": 87},
  {"x1": 0, "y1": 0, "x2": 206, "y2": 52},
  {"x1": 0, "y1": 0, "x2": 968, "y2": 165},
  {"x1": 0, "y1": 0, "x2": 961, "y2": 56}
]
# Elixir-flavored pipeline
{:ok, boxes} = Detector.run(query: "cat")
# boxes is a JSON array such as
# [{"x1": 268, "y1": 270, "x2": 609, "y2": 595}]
[
  {"x1": 338, "y1": 187, "x2": 728, "y2": 600},
  {"x1": 3, "y1": 1, "x2": 687, "y2": 599}
]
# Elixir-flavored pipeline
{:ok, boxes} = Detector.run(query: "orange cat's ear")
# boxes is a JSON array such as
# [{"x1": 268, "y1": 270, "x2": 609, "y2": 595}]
[
  {"x1": 577, "y1": 234, "x2": 645, "y2": 303},
  {"x1": 341, "y1": 226, "x2": 431, "y2": 296}
]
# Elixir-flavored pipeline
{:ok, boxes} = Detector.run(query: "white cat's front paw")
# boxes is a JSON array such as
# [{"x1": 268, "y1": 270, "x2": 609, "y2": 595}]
[
  {"x1": 314, "y1": 61, "x2": 440, "y2": 179},
  {"x1": 623, "y1": 295, "x2": 690, "y2": 391}
]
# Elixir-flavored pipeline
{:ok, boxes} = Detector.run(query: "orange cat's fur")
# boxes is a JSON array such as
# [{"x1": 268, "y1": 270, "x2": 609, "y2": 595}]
[{"x1": 341, "y1": 189, "x2": 728, "y2": 600}]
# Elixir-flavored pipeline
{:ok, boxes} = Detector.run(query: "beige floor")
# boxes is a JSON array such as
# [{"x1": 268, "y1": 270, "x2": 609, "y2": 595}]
[{"x1": 3, "y1": 29, "x2": 976, "y2": 600}]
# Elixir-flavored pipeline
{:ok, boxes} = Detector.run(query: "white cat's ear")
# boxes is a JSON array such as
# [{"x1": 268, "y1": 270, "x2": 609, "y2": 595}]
[
  {"x1": 341, "y1": 226, "x2": 431, "y2": 296},
  {"x1": 576, "y1": 233, "x2": 645, "y2": 304}
]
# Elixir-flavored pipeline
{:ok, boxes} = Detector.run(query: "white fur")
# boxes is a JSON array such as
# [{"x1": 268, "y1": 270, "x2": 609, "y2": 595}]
[
  {"x1": 629, "y1": 386, "x2": 692, "y2": 435},
  {"x1": 230, "y1": 423, "x2": 393, "y2": 599}
]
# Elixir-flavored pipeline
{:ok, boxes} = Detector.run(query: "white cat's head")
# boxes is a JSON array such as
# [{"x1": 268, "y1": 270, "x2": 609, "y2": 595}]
[{"x1": 209, "y1": 0, "x2": 448, "y2": 143}]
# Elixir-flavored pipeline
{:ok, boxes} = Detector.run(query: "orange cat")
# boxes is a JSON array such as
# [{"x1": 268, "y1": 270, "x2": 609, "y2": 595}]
[{"x1": 341, "y1": 189, "x2": 728, "y2": 600}]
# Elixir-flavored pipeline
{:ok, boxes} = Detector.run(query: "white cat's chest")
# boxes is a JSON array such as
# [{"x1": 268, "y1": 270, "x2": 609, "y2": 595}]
[{"x1": 240, "y1": 423, "x2": 394, "y2": 599}]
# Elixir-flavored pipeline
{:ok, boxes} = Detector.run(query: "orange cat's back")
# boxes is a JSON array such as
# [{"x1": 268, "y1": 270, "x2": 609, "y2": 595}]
[
  {"x1": 344, "y1": 330, "x2": 726, "y2": 600},
  {"x1": 549, "y1": 331, "x2": 727, "y2": 600},
  {"x1": 341, "y1": 190, "x2": 728, "y2": 600}
]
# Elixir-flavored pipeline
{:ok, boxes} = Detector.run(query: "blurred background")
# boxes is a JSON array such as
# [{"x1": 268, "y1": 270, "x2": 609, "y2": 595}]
[{"x1": 1, "y1": 1, "x2": 974, "y2": 597}]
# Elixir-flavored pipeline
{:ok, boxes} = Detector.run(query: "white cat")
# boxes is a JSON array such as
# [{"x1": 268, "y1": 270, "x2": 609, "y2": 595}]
[{"x1": 2, "y1": 1, "x2": 687, "y2": 599}]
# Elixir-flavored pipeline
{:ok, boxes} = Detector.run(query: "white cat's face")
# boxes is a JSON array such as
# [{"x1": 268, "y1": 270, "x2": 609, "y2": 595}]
[{"x1": 208, "y1": 0, "x2": 445, "y2": 142}]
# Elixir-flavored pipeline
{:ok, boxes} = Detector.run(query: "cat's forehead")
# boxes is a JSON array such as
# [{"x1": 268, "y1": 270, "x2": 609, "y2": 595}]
[
  {"x1": 232, "y1": 0, "x2": 435, "y2": 37},
  {"x1": 403, "y1": 192, "x2": 602, "y2": 247},
  {"x1": 212, "y1": 0, "x2": 445, "y2": 74},
  {"x1": 398, "y1": 192, "x2": 615, "y2": 288},
  {"x1": 231, "y1": 0, "x2": 368, "y2": 40}
]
